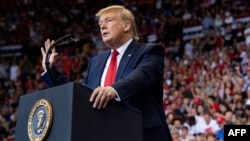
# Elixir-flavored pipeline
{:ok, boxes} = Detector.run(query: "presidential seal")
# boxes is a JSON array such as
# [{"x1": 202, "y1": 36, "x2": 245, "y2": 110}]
[{"x1": 28, "y1": 99, "x2": 53, "y2": 141}]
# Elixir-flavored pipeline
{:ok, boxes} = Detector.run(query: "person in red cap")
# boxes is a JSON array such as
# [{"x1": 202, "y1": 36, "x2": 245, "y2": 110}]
[
  {"x1": 193, "y1": 97, "x2": 201, "y2": 105},
  {"x1": 216, "y1": 116, "x2": 226, "y2": 141},
  {"x1": 217, "y1": 116, "x2": 226, "y2": 124}
]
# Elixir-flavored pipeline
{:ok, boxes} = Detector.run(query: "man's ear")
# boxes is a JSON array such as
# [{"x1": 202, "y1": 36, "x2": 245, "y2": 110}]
[{"x1": 123, "y1": 21, "x2": 131, "y2": 32}]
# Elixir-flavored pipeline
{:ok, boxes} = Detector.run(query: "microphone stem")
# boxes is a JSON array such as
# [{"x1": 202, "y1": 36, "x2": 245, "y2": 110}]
[{"x1": 45, "y1": 34, "x2": 72, "y2": 86}]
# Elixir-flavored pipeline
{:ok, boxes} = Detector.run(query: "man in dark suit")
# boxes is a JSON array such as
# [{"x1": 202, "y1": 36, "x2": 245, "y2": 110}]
[{"x1": 41, "y1": 5, "x2": 172, "y2": 141}]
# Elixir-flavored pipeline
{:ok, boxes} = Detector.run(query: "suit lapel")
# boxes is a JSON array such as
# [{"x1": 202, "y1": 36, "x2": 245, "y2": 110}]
[
  {"x1": 93, "y1": 51, "x2": 110, "y2": 86},
  {"x1": 116, "y1": 40, "x2": 139, "y2": 81}
]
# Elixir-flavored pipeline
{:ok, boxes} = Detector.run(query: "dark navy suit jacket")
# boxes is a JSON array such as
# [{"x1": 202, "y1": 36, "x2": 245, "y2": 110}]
[{"x1": 42, "y1": 40, "x2": 172, "y2": 141}]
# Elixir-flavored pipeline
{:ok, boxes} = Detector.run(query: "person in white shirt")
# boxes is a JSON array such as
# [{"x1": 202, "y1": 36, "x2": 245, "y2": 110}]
[
  {"x1": 224, "y1": 11, "x2": 234, "y2": 25},
  {"x1": 9, "y1": 60, "x2": 20, "y2": 81},
  {"x1": 194, "y1": 112, "x2": 220, "y2": 134},
  {"x1": 179, "y1": 125, "x2": 195, "y2": 141},
  {"x1": 244, "y1": 22, "x2": 250, "y2": 50}
]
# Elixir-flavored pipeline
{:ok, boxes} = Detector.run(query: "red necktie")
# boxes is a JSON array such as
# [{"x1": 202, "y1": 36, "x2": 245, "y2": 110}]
[{"x1": 104, "y1": 49, "x2": 119, "y2": 86}]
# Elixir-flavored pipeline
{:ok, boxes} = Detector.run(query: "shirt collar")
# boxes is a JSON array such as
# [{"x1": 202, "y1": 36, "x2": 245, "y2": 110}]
[{"x1": 112, "y1": 38, "x2": 133, "y2": 56}]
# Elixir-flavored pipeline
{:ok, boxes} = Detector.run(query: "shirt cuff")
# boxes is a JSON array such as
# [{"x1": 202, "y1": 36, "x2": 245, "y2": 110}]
[
  {"x1": 108, "y1": 86, "x2": 121, "y2": 101},
  {"x1": 41, "y1": 71, "x2": 47, "y2": 76}
]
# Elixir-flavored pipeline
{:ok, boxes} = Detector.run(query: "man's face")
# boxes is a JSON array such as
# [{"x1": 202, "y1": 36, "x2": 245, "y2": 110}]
[
  {"x1": 98, "y1": 11, "x2": 127, "y2": 48},
  {"x1": 204, "y1": 114, "x2": 211, "y2": 123}
]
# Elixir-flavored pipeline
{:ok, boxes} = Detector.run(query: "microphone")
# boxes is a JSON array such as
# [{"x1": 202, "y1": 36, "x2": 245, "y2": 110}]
[{"x1": 55, "y1": 37, "x2": 87, "y2": 47}]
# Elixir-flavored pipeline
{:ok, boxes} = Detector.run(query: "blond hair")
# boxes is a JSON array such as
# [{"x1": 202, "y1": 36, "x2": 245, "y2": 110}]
[{"x1": 95, "y1": 5, "x2": 139, "y2": 41}]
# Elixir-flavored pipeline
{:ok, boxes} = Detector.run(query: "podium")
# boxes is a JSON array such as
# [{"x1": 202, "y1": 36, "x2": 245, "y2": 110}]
[{"x1": 14, "y1": 82, "x2": 143, "y2": 141}]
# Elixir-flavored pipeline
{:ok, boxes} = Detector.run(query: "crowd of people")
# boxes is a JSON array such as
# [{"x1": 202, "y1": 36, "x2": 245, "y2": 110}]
[{"x1": 0, "y1": 0, "x2": 250, "y2": 140}]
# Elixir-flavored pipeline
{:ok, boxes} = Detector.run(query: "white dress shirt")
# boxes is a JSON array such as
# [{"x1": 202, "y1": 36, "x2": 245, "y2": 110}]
[{"x1": 100, "y1": 38, "x2": 132, "y2": 86}]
